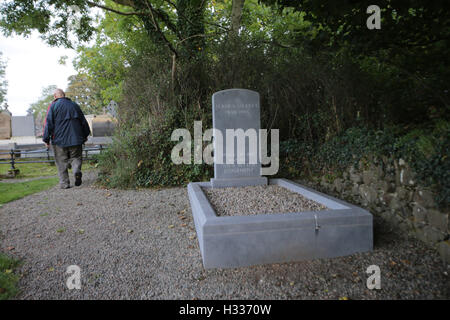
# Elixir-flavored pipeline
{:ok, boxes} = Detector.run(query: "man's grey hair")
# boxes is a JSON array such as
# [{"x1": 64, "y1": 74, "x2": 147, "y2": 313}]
[{"x1": 54, "y1": 88, "x2": 65, "y2": 98}]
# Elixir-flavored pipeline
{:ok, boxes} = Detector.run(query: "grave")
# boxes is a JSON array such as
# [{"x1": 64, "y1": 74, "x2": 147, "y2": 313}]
[
  {"x1": 0, "y1": 110, "x2": 12, "y2": 139},
  {"x1": 91, "y1": 115, "x2": 116, "y2": 137},
  {"x1": 187, "y1": 89, "x2": 373, "y2": 269},
  {"x1": 11, "y1": 115, "x2": 35, "y2": 137},
  {"x1": 85, "y1": 114, "x2": 116, "y2": 137}
]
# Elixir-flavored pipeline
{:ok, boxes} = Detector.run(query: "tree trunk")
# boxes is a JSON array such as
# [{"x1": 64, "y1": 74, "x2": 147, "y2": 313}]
[
  {"x1": 230, "y1": 0, "x2": 245, "y2": 36},
  {"x1": 176, "y1": 0, "x2": 207, "y2": 109}
]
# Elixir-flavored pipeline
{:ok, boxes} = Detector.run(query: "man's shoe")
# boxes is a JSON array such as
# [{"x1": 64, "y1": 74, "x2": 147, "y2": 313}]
[
  {"x1": 75, "y1": 172, "x2": 82, "y2": 186},
  {"x1": 60, "y1": 184, "x2": 71, "y2": 189}
]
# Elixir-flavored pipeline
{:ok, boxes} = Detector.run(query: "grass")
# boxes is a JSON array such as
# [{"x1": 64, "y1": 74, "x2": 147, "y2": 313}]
[
  {"x1": 0, "y1": 253, "x2": 21, "y2": 300},
  {"x1": 0, "y1": 177, "x2": 59, "y2": 205},
  {"x1": 0, "y1": 160, "x2": 97, "y2": 179},
  {"x1": 10, "y1": 162, "x2": 58, "y2": 178}
]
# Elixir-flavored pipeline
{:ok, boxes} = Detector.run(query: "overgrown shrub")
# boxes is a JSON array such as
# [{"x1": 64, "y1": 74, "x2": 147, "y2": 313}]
[{"x1": 97, "y1": 106, "x2": 213, "y2": 189}]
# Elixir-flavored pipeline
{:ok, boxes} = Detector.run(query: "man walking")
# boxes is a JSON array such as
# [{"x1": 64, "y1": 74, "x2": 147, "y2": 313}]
[{"x1": 43, "y1": 89, "x2": 91, "y2": 189}]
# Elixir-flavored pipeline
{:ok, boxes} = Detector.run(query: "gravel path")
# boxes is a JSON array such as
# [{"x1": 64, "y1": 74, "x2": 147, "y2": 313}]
[
  {"x1": 203, "y1": 185, "x2": 326, "y2": 216},
  {"x1": 0, "y1": 171, "x2": 448, "y2": 300}
]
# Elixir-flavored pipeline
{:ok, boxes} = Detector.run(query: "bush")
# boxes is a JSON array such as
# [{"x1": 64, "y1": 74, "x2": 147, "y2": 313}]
[{"x1": 97, "y1": 106, "x2": 213, "y2": 189}]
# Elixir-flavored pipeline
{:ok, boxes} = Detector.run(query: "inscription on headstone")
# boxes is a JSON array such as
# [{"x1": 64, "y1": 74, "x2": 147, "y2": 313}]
[{"x1": 211, "y1": 89, "x2": 268, "y2": 188}]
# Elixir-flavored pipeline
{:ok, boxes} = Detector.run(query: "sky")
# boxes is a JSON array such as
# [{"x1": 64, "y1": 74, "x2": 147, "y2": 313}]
[{"x1": 0, "y1": 32, "x2": 77, "y2": 116}]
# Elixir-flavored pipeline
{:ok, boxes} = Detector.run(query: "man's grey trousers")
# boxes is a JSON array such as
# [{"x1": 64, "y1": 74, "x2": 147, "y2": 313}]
[{"x1": 53, "y1": 144, "x2": 82, "y2": 188}]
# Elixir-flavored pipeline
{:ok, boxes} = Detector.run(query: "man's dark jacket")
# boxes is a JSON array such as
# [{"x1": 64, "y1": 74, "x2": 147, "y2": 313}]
[{"x1": 43, "y1": 97, "x2": 91, "y2": 147}]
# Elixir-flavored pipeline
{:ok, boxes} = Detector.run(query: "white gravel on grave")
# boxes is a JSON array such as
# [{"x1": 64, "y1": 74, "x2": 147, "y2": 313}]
[{"x1": 202, "y1": 185, "x2": 327, "y2": 216}]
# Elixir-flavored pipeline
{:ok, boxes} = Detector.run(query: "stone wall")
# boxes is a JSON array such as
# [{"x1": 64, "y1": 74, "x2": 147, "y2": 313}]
[{"x1": 299, "y1": 156, "x2": 449, "y2": 265}]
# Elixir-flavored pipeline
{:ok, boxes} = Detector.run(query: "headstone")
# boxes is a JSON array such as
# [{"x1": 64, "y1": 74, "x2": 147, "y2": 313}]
[
  {"x1": 91, "y1": 115, "x2": 116, "y2": 137},
  {"x1": 11, "y1": 115, "x2": 35, "y2": 137},
  {"x1": 211, "y1": 89, "x2": 267, "y2": 187},
  {"x1": 0, "y1": 111, "x2": 12, "y2": 139},
  {"x1": 106, "y1": 100, "x2": 118, "y2": 118},
  {"x1": 85, "y1": 114, "x2": 95, "y2": 136},
  {"x1": 34, "y1": 112, "x2": 44, "y2": 137}
]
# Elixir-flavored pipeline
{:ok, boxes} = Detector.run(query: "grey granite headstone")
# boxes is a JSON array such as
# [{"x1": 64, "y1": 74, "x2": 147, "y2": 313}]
[
  {"x1": 210, "y1": 89, "x2": 267, "y2": 187},
  {"x1": 11, "y1": 115, "x2": 35, "y2": 137}
]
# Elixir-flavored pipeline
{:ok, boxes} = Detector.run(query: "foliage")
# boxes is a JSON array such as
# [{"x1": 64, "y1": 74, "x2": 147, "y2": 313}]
[
  {"x1": 0, "y1": 52, "x2": 7, "y2": 109},
  {"x1": 0, "y1": 0, "x2": 95, "y2": 48},
  {"x1": 97, "y1": 106, "x2": 212, "y2": 188},
  {"x1": 65, "y1": 73, "x2": 103, "y2": 114},
  {"x1": 261, "y1": 0, "x2": 450, "y2": 125},
  {"x1": 26, "y1": 85, "x2": 56, "y2": 130}
]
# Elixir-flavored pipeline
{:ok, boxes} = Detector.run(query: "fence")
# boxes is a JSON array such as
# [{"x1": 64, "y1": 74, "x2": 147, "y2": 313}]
[{"x1": 0, "y1": 145, "x2": 106, "y2": 173}]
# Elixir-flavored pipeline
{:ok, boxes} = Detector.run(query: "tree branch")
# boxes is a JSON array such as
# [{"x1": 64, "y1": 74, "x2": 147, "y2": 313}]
[
  {"x1": 144, "y1": 0, "x2": 179, "y2": 57},
  {"x1": 86, "y1": 1, "x2": 144, "y2": 16}
]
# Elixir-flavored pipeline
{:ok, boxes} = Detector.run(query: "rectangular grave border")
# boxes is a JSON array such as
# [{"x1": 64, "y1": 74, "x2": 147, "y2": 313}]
[{"x1": 188, "y1": 178, "x2": 373, "y2": 269}]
